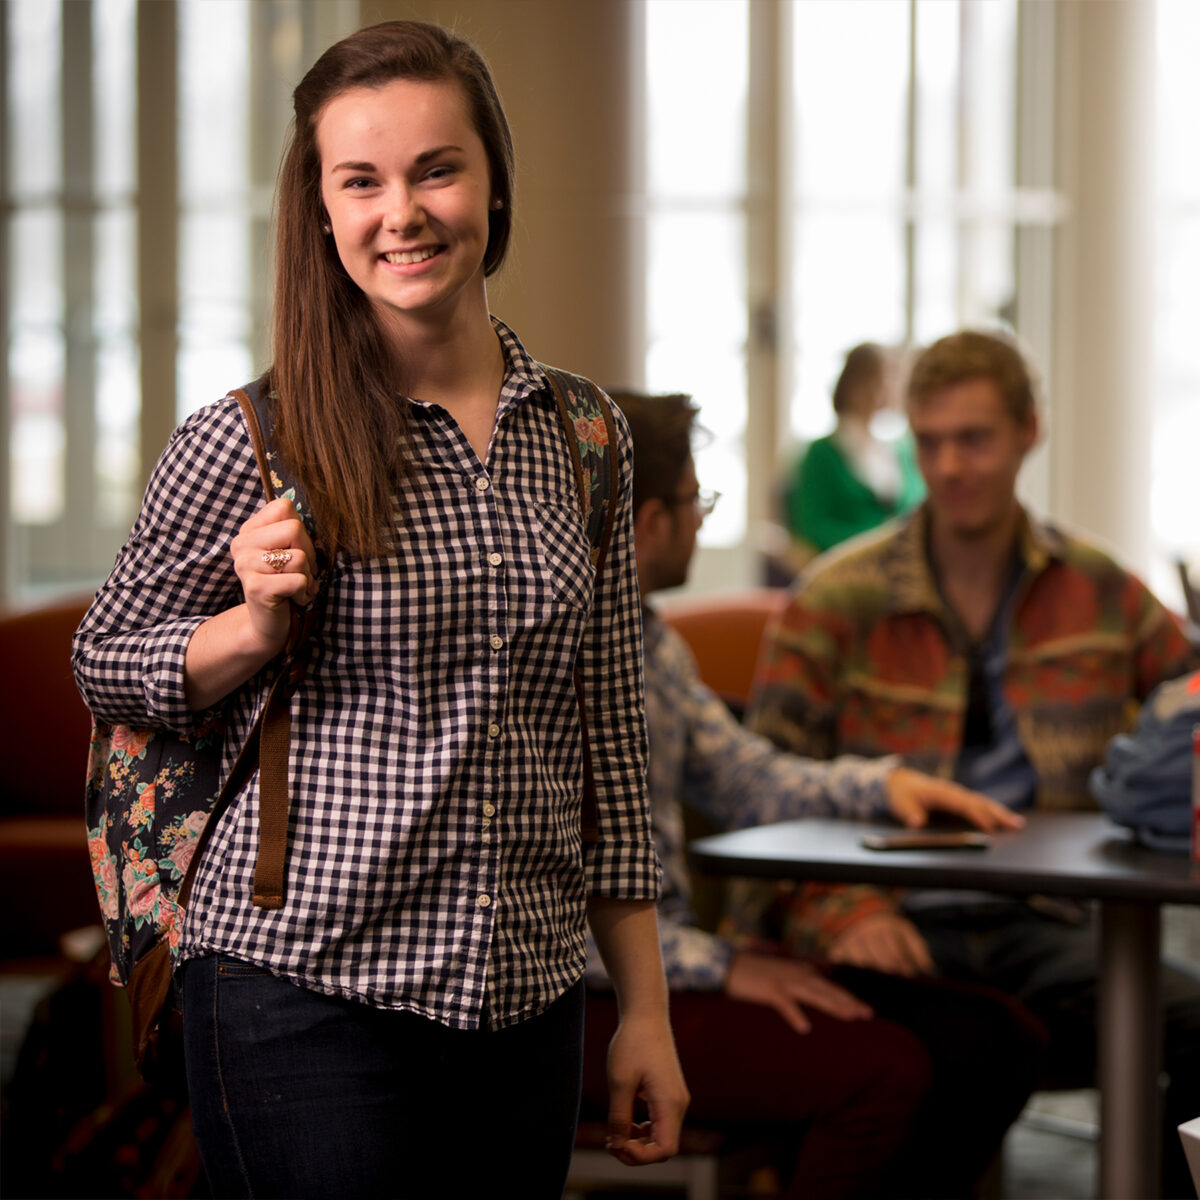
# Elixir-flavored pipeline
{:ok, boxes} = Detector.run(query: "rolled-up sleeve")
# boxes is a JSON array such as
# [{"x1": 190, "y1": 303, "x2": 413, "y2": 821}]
[
  {"x1": 578, "y1": 401, "x2": 661, "y2": 901},
  {"x1": 72, "y1": 398, "x2": 262, "y2": 731}
]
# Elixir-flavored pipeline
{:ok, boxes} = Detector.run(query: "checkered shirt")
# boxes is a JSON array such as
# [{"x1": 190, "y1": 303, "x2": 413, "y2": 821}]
[{"x1": 73, "y1": 320, "x2": 659, "y2": 1030}]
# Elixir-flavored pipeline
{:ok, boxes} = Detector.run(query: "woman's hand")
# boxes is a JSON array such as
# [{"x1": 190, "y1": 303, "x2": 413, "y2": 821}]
[
  {"x1": 604, "y1": 1010, "x2": 690, "y2": 1166},
  {"x1": 183, "y1": 498, "x2": 319, "y2": 710},
  {"x1": 587, "y1": 897, "x2": 689, "y2": 1165},
  {"x1": 230, "y1": 498, "x2": 319, "y2": 655}
]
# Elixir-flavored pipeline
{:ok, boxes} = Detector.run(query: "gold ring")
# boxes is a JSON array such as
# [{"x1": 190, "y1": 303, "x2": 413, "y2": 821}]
[{"x1": 262, "y1": 548, "x2": 292, "y2": 572}]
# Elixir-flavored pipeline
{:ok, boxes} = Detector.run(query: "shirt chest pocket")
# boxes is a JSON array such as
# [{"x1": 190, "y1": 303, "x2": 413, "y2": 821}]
[{"x1": 534, "y1": 501, "x2": 595, "y2": 611}]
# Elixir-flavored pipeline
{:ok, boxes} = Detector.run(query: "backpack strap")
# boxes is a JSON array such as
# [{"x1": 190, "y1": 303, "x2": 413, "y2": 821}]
[
  {"x1": 178, "y1": 378, "x2": 319, "y2": 912},
  {"x1": 541, "y1": 366, "x2": 621, "y2": 847},
  {"x1": 542, "y1": 365, "x2": 620, "y2": 571}
]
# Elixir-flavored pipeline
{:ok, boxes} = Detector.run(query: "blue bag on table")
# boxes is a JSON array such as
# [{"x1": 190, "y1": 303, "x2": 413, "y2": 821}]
[{"x1": 1089, "y1": 670, "x2": 1200, "y2": 853}]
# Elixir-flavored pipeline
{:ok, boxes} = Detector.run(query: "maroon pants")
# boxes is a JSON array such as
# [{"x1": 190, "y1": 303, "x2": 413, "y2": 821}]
[{"x1": 582, "y1": 967, "x2": 1044, "y2": 1200}]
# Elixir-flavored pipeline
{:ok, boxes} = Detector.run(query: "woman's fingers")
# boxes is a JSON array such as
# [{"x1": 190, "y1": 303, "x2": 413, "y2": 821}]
[{"x1": 229, "y1": 499, "x2": 321, "y2": 650}]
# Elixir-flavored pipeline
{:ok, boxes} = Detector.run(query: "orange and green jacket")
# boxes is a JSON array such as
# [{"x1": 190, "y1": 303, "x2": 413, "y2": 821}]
[{"x1": 743, "y1": 504, "x2": 1197, "y2": 947}]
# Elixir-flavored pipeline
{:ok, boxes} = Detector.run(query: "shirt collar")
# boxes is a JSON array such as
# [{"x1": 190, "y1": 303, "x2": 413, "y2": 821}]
[
  {"x1": 884, "y1": 502, "x2": 1066, "y2": 616},
  {"x1": 492, "y1": 315, "x2": 550, "y2": 415}
]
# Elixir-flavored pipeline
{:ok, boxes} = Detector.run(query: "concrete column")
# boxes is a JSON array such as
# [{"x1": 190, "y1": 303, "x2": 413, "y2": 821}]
[
  {"x1": 137, "y1": 0, "x2": 178, "y2": 481},
  {"x1": 364, "y1": 0, "x2": 642, "y2": 384},
  {"x1": 1052, "y1": 0, "x2": 1157, "y2": 578}
]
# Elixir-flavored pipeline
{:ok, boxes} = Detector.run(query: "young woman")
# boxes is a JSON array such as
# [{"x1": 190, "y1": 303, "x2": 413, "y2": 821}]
[
  {"x1": 784, "y1": 342, "x2": 925, "y2": 555},
  {"x1": 73, "y1": 21, "x2": 686, "y2": 1198}
]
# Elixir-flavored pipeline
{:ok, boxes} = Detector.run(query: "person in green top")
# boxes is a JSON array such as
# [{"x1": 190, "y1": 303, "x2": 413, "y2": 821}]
[{"x1": 785, "y1": 342, "x2": 925, "y2": 555}]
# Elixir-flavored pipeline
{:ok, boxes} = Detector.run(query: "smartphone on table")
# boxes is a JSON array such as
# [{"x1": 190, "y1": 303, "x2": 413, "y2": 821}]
[{"x1": 861, "y1": 830, "x2": 991, "y2": 851}]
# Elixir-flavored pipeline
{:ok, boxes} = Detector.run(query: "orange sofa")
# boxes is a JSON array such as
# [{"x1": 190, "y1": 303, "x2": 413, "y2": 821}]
[{"x1": 0, "y1": 596, "x2": 98, "y2": 957}]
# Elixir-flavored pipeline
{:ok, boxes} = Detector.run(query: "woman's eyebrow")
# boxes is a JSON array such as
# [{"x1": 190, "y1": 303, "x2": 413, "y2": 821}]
[
  {"x1": 414, "y1": 144, "x2": 463, "y2": 164},
  {"x1": 329, "y1": 145, "x2": 464, "y2": 174}
]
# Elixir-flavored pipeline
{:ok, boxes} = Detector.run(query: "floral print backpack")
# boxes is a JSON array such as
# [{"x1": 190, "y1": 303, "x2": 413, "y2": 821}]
[{"x1": 85, "y1": 376, "x2": 319, "y2": 1076}]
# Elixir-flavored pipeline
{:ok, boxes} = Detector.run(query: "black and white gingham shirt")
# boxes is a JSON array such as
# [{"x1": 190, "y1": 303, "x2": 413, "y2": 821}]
[{"x1": 73, "y1": 320, "x2": 659, "y2": 1030}]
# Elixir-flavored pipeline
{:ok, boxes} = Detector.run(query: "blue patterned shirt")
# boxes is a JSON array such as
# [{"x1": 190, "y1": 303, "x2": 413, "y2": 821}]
[
  {"x1": 73, "y1": 320, "x2": 659, "y2": 1031},
  {"x1": 586, "y1": 608, "x2": 895, "y2": 990}
]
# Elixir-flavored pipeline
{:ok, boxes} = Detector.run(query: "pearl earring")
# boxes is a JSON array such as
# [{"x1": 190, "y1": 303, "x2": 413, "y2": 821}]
[
  {"x1": 322, "y1": 223, "x2": 332, "y2": 235},
  {"x1": 490, "y1": 199, "x2": 503, "y2": 211}
]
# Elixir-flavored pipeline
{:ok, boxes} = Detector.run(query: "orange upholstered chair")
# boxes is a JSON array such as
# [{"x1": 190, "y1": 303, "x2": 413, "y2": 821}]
[{"x1": 658, "y1": 587, "x2": 790, "y2": 716}]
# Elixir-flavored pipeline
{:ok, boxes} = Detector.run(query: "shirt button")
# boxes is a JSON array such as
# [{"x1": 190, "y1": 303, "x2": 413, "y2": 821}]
[
  {"x1": 482, "y1": 833, "x2": 491, "y2": 844},
  {"x1": 487, "y1": 723, "x2": 501, "y2": 738},
  {"x1": 487, "y1": 552, "x2": 503, "y2": 567},
  {"x1": 475, "y1": 477, "x2": 490, "y2": 492},
  {"x1": 477, "y1": 893, "x2": 491, "y2": 908},
  {"x1": 489, "y1": 635, "x2": 503, "y2": 650},
  {"x1": 483, "y1": 803, "x2": 496, "y2": 817}
]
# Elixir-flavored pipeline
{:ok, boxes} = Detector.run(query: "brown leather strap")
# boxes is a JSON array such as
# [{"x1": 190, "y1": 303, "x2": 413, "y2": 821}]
[
  {"x1": 176, "y1": 707, "x2": 267, "y2": 908},
  {"x1": 198, "y1": 387, "x2": 304, "y2": 909},
  {"x1": 232, "y1": 387, "x2": 276, "y2": 503},
  {"x1": 251, "y1": 667, "x2": 293, "y2": 908}
]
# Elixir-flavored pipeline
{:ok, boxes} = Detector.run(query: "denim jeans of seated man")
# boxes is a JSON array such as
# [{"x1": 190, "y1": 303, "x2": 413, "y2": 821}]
[{"x1": 181, "y1": 956, "x2": 584, "y2": 1200}]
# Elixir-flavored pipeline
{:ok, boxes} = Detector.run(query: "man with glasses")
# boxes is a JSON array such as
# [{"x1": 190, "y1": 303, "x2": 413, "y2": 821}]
[
  {"x1": 744, "y1": 330, "x2": 1200, "y2": 1196},
  {"x1": 579, "y1": 389, "x2": 1044, "y2": 1199}
]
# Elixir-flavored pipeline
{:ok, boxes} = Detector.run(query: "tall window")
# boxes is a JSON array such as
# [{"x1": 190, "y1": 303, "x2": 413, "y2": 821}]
[
  {"x1": 644, "y1": 0, "x2": 1061, "y2": 591},
  {"x1": 1154, "y1": 0, "x2": 1200, "y2": 605},
  {"x1": 644, "y1": 0, "x2": 749, "y2": 554},
  {"x1": 0, "y1": 0, "x2": 357, "y2": 604}
]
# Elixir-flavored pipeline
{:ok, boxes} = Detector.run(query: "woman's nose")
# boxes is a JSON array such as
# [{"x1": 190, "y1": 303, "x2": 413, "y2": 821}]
[{"x1": 384, "y1": 184, "x2": 423, "y2": 233}]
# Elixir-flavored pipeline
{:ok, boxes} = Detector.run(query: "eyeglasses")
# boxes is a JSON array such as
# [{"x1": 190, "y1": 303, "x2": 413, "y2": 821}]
[{"x1": 667, "y1": 488, "x2": 721, "y2": 518}]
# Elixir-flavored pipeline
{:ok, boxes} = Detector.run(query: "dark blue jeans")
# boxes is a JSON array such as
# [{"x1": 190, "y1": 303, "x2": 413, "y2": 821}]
[{"x1": 181, "y1": 955, "x2": 584, "y2": 1199}]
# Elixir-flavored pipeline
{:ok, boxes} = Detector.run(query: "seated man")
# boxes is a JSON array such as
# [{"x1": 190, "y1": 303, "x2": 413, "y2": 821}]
[
  {"x1": 745, "y1": 329, "x2": 1200, "y2": 1197},
  {"x1": 581, "y1": 390, "x2": 1044, "y2": 1200}
]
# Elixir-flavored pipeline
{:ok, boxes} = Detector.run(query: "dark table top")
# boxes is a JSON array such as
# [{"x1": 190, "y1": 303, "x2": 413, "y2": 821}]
[{"x1": 689, "y1": 811, "x2": 1200, "y2": 905}]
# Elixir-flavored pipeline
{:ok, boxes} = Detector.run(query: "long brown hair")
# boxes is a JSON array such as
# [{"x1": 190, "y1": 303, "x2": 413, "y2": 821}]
[{"x1": 269, "y1": 21, "x2": 516, "y2": 558}]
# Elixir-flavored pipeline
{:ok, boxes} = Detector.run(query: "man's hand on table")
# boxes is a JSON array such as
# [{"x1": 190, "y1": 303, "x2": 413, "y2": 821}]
[
  {"x1": 724, "y1": 951, "x2": 873, "y2": 1033},
  {"x1": 831, "y1": 771, "x2": 1020, "y2": 976},
  {"x1": 885, "y1": 767, "x2": 1025, "y2": 832}
]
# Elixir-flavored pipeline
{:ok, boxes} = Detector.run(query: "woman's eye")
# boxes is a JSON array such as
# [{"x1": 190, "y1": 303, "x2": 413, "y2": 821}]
[
  {"x1": 345, "y1": 177, "x2": 375, "y2": 190},
  {"x1": 425, "y1": 165, "x2": 455, "y2": 181}
]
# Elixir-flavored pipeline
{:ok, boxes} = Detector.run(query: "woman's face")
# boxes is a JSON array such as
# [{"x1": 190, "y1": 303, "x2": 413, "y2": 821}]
[{"x1": 317, "y1": 77, "x2": 495, "y2": 333}]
